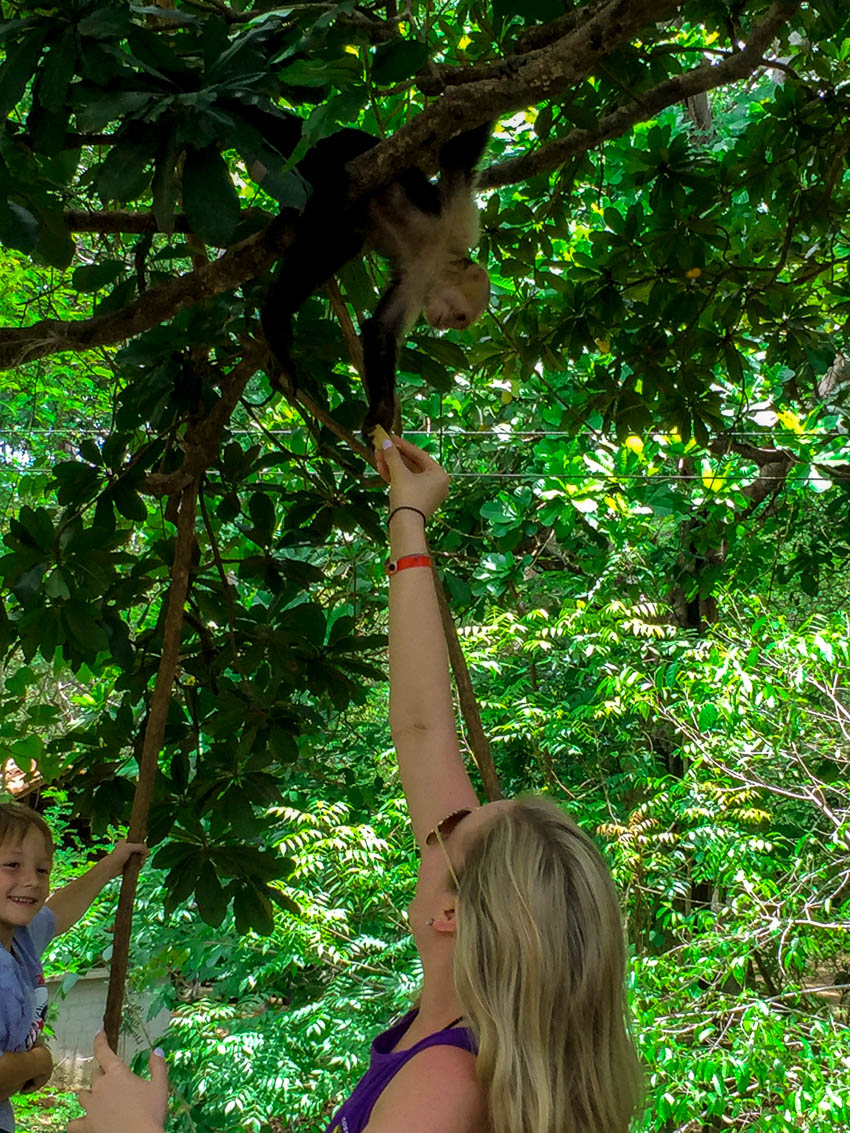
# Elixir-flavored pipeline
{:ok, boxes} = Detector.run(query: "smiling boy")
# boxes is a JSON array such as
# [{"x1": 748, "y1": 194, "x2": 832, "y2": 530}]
[{"x1": 0, "y1": 802, "x2": 145, "y2": 1133}]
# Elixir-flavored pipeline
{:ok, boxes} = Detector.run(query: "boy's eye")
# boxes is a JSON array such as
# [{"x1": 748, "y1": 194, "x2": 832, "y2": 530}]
[
  {"x1": 38, "y1": 868, "x2": 50, "y2": 875},
  {"x1": 2, "y1": 861, "x2": 20, "y2": 869}
]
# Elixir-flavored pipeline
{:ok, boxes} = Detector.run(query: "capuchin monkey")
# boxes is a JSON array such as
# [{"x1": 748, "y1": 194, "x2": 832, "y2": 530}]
[{"x1": 257, "y1": 121, "x2": 492, "y2": 441}]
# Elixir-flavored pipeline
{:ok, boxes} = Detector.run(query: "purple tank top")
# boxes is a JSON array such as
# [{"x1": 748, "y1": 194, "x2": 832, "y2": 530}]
[{"x1": 323, "y1": 1011, "x2": 476, "y2": 1133}]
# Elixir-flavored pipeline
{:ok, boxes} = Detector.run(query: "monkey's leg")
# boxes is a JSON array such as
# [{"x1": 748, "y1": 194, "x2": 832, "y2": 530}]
[
  {"x1": 261, "y1": 213, "x2": 365, "y2": 390},
  {"x1": 361, "y1": 279, "x2": 412, "y2": 443}
]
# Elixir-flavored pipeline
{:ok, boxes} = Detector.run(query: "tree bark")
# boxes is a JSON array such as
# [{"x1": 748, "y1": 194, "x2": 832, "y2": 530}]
[{"x1": 103, "y1": 480, "x2": 199, "y2": 1051}]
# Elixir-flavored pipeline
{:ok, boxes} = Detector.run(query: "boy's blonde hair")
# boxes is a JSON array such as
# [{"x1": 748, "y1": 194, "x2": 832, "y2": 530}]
[{"x1": 0, "y1": 801, "x2": 54, "y2": 856}]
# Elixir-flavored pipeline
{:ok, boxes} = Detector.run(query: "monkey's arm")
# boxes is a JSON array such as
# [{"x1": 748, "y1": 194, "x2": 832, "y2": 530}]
[{"x1": 361, "y1": 278, "x2": 419, "y2": 441}]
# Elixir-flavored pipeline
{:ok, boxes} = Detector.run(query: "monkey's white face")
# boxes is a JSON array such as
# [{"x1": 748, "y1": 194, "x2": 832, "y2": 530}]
[{"x1": 425, "y1": 263, "x2": 490, "y2": 331}]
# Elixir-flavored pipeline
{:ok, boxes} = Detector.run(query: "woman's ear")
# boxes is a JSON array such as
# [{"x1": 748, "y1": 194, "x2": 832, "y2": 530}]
[{"x1": 432, "y1": 907, "x2": 457, "y2": 935}]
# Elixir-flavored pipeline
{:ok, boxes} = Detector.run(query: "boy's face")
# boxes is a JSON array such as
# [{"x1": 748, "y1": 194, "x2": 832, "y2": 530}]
[{"x1": 0, "y1": 826, "x2": 52, "y2": 947}]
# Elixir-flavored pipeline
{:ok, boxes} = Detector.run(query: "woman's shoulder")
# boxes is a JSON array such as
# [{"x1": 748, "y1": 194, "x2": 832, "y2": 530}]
[{"x1": 364, "y1": 1043, "x2": 487, "y2": 1133}]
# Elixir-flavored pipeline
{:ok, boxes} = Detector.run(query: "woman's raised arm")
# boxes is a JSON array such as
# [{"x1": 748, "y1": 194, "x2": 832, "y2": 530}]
[{"x1": 377, "y1": 431, "x2": 480, "y2": 848}]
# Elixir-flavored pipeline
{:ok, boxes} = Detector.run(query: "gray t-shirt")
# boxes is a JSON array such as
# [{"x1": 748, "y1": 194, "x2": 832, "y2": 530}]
[{"x1": 0, "y1": 906, "x2": 56, "y2": 1132}]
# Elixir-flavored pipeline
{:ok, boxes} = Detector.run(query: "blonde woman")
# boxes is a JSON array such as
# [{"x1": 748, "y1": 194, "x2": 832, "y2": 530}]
[{"x1": 71, "y1": 431, "x2": 643, "y2": 1133}]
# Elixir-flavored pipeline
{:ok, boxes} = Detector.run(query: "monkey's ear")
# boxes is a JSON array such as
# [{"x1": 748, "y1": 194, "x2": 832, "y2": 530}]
[
  {"x1": 461, "y1": 264, "x2": 491, "y2": 321},
  {"x1": 438, "y1": 122, "x2": 493, "y2": 176}
]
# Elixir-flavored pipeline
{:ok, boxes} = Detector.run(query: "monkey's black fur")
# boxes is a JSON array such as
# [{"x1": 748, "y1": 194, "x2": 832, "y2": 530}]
[{"x1": 246, "y1": 108, "x2": 491, "y2": 441}]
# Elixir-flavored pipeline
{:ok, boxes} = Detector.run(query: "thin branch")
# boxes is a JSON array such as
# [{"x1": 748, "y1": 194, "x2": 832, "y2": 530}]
[
  {"x1": 325, "y1": 278, "x2": 365, "y2": 382},
  {"x1": 142, "y1": 337, "x2": 267, "y2": 497},
  {"x1": 104, "y1": 478, "x2": 199, "y2": 1049}
]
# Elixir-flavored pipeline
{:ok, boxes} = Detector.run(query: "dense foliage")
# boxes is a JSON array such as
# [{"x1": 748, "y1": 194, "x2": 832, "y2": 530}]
[{"x1": 0, "y1": 0, "x2": 848, "y2": 1129}]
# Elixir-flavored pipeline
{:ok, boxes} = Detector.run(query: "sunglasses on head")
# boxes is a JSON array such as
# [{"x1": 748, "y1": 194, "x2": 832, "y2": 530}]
[{"x1": 425, "y1": 808, "x2": 475, "y2": 890}]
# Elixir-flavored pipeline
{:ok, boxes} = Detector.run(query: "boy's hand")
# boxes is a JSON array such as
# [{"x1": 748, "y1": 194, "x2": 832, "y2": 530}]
[
  {"x1": 69, "y1": 1032, "x2": 167, "y2": 1133},
  {"x1": 17, "y1": 1043, "x2": 52, "y2": 1094},
  {"x1": 103, "y1": 840, "x2": 149, "y2": 880}
]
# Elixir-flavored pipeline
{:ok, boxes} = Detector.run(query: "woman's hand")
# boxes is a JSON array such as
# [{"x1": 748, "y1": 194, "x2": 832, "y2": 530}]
[
  {"x1": 373, "y1": 427, "x2": 450, "y2": 520},
  {"x1": 68, "y1": 1032, "x2": 168, "y2": 1133}
]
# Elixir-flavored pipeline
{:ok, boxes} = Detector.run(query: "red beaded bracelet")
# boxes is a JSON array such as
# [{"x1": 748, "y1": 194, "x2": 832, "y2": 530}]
[{"x1": 386, "y1": 553, "x2": 432, "y2": 576}]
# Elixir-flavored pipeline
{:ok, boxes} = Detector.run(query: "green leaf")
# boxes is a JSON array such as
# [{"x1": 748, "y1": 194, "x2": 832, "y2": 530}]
[
  {"x1": 0, "y1": 200, "x2": 39, "y2": 254},
  {"x1": 32, "y1": 205, "x2": 75, "y2": 268},
  {"x1": 267, "y1": 886, "x2": 300, "y2": 917},
  {"x1": 38, "y1": 26, "x2": 77, "y2": 112},
  {"x1": 112, "y1": 484, "x2": 147, "y2": 522},
  {"x1": 4, "y1": 665, "x2": 36, "y2": 696},
  {"x1": 94, "y1": 137, "x2": 151, "y2": 203},
  {"x1": 151, "y1": 134, "x2": 179, "y2": 236},
  {"x1": 371, "y1": 40, "x2": 429, "y2": 85},
  {"x1": 233, "y1": 883, "x2": 274, "y2": 935},
  {"x1": 78, "y1": 7, "x2": 133, "y2": 39},
  {"x1": 10, "y1": 733, "x2": 44, "y2": 763},
  {"x1": 216, "y1": 494, "x2": 240, "y2": 523},
  {"x1": 181, "y1": 146, "x2": 239, "y2": 248},
  {"x1": 267, "y1": 727, "x2": 298, "y2": 764},
  {"x1": 72, "y1": 260, "x2": 124, "y2": 293},
  {"x1": 195, "y1": 859, "x2": 228, "y2": 927},
  {"x1": 165, "y1": 860, "x2": 201, "y2": 910},
  {"x1": 44, "y1": 568, "x2": 71, "y2": 600},
  {"x1": 281, "y1": 602, "x2": 326, "y2": 646},
  {"x1": 79, "y1": 439, "x2": 103, "y2": 467},
  {"x1": 52, "y1": 461, "x2": 100, "y2": 506},
  {"x1": 95, "y1": 276, "x2": 137, "y2": 317},
  {"x1": 11, "y1": 505, "x2": 54, "y2": 551},
  {"x1": 152, "y1": 841, "x2": 198, "y2": 872},
  {"x1": 248, "y1": 491, "x2": 275, "y2": 543},
  {"x1": 75, "y1": 88, "x2": 151, "y2": 132},
  {"x1": 698, "y1": 703, "x2": 718, "y2": 730},
  {"x1": 0, "y1": 26, "x2": 47, "y2": 117},
  {"x1": 61, "y1": 602, "x2": 110, "y2": 656}
]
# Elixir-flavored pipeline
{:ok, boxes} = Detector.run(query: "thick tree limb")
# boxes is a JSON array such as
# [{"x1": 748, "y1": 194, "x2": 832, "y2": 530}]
[
  {"x1": 417, "y1": 0, "x2": 619, "y2": 94},
  {"x1": 0, "y1": 218, "x2": 292, "y2": 371},
  {"x1": 0, "y1": 0, "x2": 799, "y2": 369},
  {"x1": 64, "y1": 207, "x2": 271, "y2": 237},
  {"x1": 514, "y1": 0, "x2": 616, "y2": 54},
  {"x1": 710, "y1": 435, "x2": 795, "y2": 506},
  {"x1": 347, "y1": 0, "x2": 685, "y2": 196},
  {"x1": 480, "y1": 0, "x2": 800, "y2": 189}
]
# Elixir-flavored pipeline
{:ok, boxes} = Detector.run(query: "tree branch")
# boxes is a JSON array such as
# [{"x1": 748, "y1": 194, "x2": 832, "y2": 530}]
[
  {"x1": 347, "y1": 0, "x2": 687, "y2": 195},
  {"x1": 0, "y1": 0, "x2": 799, "y2": 369},
  {"x1": 63, "y1": 207, "x2": 272, "y2": 237},
  {"x1": 0, "y1": 217, "x2": 293, "y2": 371},
  {"x1": 479, "y1": 0, "x2": 800, "y2": 189},
  {"x1": 103, "y1": 477, "x2": 199, "y2": 1050},
  {"x1": 143, "y1": 338, "x2": 267, "y2": 497}
]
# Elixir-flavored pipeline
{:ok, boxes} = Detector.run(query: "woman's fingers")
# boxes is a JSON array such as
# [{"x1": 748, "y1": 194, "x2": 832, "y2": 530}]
[
  {"x1": 148, "y1": 1049, "x2": 169, "y2": 1109},
  {"x1": 391, "y1": 435, "x2": 437, "y2": 472},
  {"x1": 92, "y1": 1031, "x2": 124, "y2": 1074}
]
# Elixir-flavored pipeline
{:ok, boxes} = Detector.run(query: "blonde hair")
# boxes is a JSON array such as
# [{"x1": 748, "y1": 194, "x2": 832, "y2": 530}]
[
  {"x1": 453, "y1": 796, "x2": 642, "y2": 1133},
  {"x1": 0, "y1": 801, "x2": 54, "y2": 855}
]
